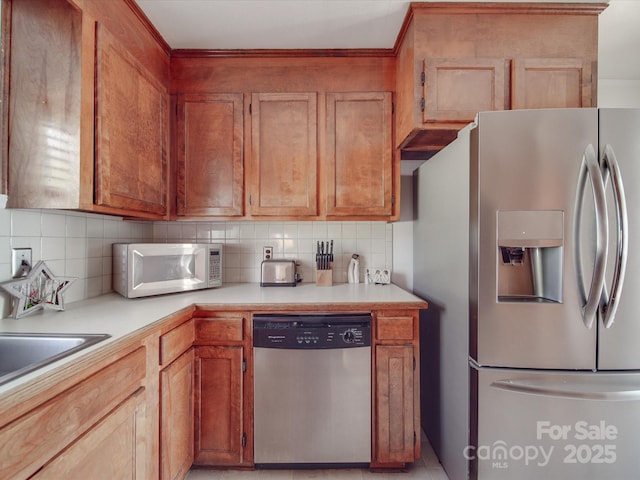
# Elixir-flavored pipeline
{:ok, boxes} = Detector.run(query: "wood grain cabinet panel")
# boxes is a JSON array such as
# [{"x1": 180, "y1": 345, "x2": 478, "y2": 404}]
[
  {"x1": 0, "y1": 347, "x2": 146, "y2": 479},
  {"x1": 249, "y1": 92, "x2": 318, "y2": 216},
  {"x1": 32, "y1": 388, "x2": 147, "y2": 480},
  {"x1": 423, "y1": 58, "x2": 508, "y2": 123},
  {"x1": 512, "y1": 57, "x2": 592, "y2": 109},
  {"x1": 377, "y1": 314, "x2": 415, "y2": 342},
  {"x1": 195, "y1": 316, "x2": 244, "y2": 343},
  {"x1": 326, "y1": 92, "x2": 393, "y2": 217},
  {"x1": 194, "y1": 346, "x2": 244, "y2": 466},
  {"x1": 176, "y1": 93, "x2": 244, "y2": 217},
  {"x1": 372, "y1": 309, "x2": 420, "y2": 468},
  {"x1": 161, "y1": 348, "x2": 194, "y2": 480},
  {"x1": 160, "y1": 319, "x2": 195, "y2": 367},
  {"x1": 5, "y1": 0, "x2": 82, "y2": 209},
  {"x1": 95, "y1": 23, "x2": 168, "y2": 216},
  {"x1": 394, "y1": 3, "x2": 603, "y2": 152},
  {"x1": 375, "y1": 345, "x2": 415, "y2": 464}
]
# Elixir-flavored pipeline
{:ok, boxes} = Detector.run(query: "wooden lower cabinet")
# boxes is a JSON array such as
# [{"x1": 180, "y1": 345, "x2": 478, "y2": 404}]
[
  {"x1": 194, "y1": 346, "x2": 245, "y2": 466},
  {"x1": 375, "y1": 345, "x2": 415, "y2": 464},
  {"x1": 161, "y1": 348, "x2": 195, "y2": 480},
  {"x1": 0, "y1": 306, "x2": 426, "y2": 478},
  {"x1": 0, "y1": 347, "x2": 147, "y2": 479},
  {"x1": 372, "y1": 310, "x2": 420, "y2": 467},
  {"x1": 32, "y1": 388, "x2": 147, "y2": 479}
]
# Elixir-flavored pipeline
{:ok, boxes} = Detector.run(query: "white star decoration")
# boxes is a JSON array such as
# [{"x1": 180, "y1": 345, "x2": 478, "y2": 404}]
[{"x1": 1, "y1": 261, "x2": 76, "y2": 319}]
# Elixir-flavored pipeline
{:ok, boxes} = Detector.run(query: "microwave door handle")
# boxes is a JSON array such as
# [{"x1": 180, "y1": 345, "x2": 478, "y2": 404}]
[
  {"x1": 574, "y1": 144, "x2": 608, "y2": 329},
  {"x1": 600, "y1": 144, "x2": 629, "y2": 329}
]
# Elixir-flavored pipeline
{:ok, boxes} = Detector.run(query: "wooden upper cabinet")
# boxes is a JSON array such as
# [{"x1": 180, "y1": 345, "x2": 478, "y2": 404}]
[
  {"x1": 249, "y1": 93, "x2": 318, "y2": 216},
  {"x1": 394, "y1": 2, "x2": 604, "y2": 152},
  {"x1": 423, "y1": 58, "x2": 508, "y2": 123},
  {"x1": 5, "y1": 0, "x2": 83, "y2": 209},
  {"x1": 176, "y1": 94, "x2": 244, "y2": 217},
  {"x1": 95, "y1": 24, "x2": 168, "y2": 217},
  {"x1": 512, "y1": 57, "x2": 592, "y2": 110},
  {"x1": 326, "y1": 92, "x2": 393, "y2": 217}
]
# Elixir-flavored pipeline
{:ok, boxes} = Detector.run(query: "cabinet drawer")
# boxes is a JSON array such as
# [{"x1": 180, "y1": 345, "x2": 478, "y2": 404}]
[
  {"x1": 196, "y1": 316, "x2": 244, "y2": 343},
  {"x1": 0, "y1": 347, "x2": 146, "y2": 479},
  {"x1": 377, "y1": 314, "x2": 415, "y2": 341},
  {"x1": 160, "y1": 319, "x2": 195, "y2": 366}
]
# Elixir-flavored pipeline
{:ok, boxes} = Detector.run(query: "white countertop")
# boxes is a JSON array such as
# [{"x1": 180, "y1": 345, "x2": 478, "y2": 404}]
[{"x1": 0, "y1": 283, "x2": 426, "y2": 395}]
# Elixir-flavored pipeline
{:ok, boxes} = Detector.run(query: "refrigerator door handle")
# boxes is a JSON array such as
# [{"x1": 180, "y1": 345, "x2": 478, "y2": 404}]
[
  {"x1": 491, "y1": 379, "x2": 640, "y2": 401},
  {"x1": 574, "y1": 144, "x2": 608, "y2": 329},
  {"x1": 600, "y1": 144, "x2": 629, "y2": 329}
]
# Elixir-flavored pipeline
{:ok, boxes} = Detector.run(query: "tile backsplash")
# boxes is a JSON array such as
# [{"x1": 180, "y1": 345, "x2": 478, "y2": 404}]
[
  {"x1": 0, "y1": 195, "x2": 393, "y2": 318},
  {"x1": 151, "y1": 220, "x2": 393, "y2": 284},
  {"x1": 0, "y1": 195, "x2": 154, "y2": 317}
]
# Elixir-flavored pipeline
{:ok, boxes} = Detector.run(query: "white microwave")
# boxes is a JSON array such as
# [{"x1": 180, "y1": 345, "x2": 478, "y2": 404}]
[{"x1": 113, "y1": 243, "x2": 222, "y2": 298}]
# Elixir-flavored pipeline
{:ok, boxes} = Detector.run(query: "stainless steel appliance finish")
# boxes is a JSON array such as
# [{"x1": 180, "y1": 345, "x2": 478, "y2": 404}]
[
  {"x1": 0, "y1": 333, "x2": 110, "y2": 385},
  {"x1": 253, "y1": 314, "x2": 371, "y2": 466},
  {"x1": 112, "y1": 243, "x2": 222, "y2": 298},
  {"x1": 260, "y1": 259, "x2": 299, "y2": 287},
  {"x1": 414, "y1": 108, "x2": 640, "y2": 480}
]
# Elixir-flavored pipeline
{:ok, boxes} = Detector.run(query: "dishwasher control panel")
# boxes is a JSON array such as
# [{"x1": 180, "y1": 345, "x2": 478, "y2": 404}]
[{"x1": 253, "y1": 313, "x2": 371, "y2": 349}]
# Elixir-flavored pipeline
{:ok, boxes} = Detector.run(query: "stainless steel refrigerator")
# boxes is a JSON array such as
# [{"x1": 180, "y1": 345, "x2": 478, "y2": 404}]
[{"x1": 414, "y1": 108, "x2": 640, "y2": 480}]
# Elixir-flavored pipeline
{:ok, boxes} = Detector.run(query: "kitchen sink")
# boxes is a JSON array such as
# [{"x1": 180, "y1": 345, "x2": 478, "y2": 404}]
[{"x1": 0, "y1": 333, "x2": 110, "y2": 386}]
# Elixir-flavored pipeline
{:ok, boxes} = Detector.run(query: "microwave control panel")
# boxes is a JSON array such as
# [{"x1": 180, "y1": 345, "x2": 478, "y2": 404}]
[{"x1": 209, "y1": 249, "x2": 222, "y2": 285}]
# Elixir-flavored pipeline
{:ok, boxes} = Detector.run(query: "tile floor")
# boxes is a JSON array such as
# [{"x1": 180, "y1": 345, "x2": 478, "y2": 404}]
[{"x1": 186, "y1": 432, "x2": 449, "y2": 480}]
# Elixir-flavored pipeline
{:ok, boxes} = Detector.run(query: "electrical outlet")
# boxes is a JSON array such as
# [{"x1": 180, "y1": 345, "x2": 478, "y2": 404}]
[
  {"x1": 263, "y1": 246, "x2": 273, "y2": 260},
  {"x1": 11, "y1": 248, "x2": 32, "y2": 278}
]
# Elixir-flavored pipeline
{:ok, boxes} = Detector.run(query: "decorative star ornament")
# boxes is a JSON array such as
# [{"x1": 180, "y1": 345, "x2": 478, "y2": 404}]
[{"x1": 1, "y1": 261, "x2": 76, "y2": 319}]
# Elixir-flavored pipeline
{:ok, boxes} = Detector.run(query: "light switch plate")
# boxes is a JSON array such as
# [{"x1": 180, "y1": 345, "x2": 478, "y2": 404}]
[{"x1": 11, "y1": 248, "x2": 32, "y2": 278}]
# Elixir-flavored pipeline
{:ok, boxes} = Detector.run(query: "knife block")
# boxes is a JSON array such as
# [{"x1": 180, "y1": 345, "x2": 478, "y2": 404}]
[{"x1": 316, "y1": 264, "x2": 333, "y2": 286}]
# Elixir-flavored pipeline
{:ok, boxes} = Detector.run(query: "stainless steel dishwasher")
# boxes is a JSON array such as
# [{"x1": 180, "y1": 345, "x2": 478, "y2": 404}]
[{"x1": 253, "y1": 313, "x2": 371, "y2": 467}]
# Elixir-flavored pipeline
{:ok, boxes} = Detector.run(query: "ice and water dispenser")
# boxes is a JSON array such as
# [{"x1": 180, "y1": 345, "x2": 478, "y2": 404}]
[{"x1": 497, "y1": 210, "x2": 564, "y2": 303}]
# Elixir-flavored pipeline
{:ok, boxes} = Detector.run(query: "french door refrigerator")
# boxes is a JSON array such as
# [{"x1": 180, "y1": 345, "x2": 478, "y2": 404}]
[{"x1": 414, "y1": 108, "x2": 640, "y2": 480}]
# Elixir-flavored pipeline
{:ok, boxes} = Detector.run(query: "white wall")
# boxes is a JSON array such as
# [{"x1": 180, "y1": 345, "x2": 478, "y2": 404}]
[
  {"x1": 391, "y1": 161, "x2": 427, "y2": 292},
  {"x1": 599, "y1": 79, "x2": 640, "y2": 107}
]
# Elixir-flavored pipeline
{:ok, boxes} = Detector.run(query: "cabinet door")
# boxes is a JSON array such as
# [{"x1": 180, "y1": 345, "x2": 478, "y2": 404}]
[
  {"x1": 512, "y1": 57, "x2": 592, "y2": 109},
  {"x1": 423, "y1": 58, "x2": 508, "y2": 123},
  {"x1": 32, "y1": 389, "x2": 147, "y2": 479},
  {"x1": 375, "y1": 345, "x2": 415, "y2": 464},
  {"x1": 326, "y1": 92, "x2": 393, "y2": 217},
  {"x1": 194, "y1": 346, "x2": 244, "y2": 465},
  {"x1": 95, "y1": 24, "x2": 168, "y2": 216},
  {"x1": 249, "y1": 92, "x2": 317, "y2": 216},
  {"x1": 161, "y1": 349, "x2": 194, "y2": 480},
  {"x1": 6, "y1": 0, "x2": 82, "y2": 209},
  {"x1": 176, "y1": 94, "x2": 244, "y2": 216}
]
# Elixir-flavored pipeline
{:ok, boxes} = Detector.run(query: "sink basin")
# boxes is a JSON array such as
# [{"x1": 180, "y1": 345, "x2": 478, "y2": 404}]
[{"x1": 0, "y1": 333, "x2": 111, "y2": 386}]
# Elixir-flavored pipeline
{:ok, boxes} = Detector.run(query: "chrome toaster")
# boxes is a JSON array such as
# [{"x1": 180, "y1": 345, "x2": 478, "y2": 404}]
[{"x1": 260, "y1": 259, "x2": 299, "y2": 287}]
